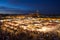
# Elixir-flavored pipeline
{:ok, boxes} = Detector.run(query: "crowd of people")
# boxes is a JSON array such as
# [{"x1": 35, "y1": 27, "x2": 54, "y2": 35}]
[{"x1": 0, "y1": 16, "x2": 60, "y2": 40}]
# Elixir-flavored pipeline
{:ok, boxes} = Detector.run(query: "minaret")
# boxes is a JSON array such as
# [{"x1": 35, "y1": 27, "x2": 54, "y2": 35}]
[
  {"x1": 36, "y1": 10, "x2": 40, "y2": 17},
  {"x1": 36, "y1": 10, "x2": 39, "y2": 13}
]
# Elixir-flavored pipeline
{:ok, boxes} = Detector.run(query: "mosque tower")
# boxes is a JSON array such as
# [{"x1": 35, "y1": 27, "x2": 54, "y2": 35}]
[{"x1": 35, "y1": 10, "x2": 40, "y2": 17}]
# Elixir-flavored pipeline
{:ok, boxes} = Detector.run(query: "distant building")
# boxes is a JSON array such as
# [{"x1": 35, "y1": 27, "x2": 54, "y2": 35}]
[{"x1": 35, "y1": 10, "x2": 40, "y2": 17}]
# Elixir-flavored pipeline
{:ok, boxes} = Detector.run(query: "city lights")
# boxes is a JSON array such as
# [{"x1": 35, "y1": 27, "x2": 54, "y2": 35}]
[{"x1": 1, "y1": 16, "x2": 60, "y2": 35}]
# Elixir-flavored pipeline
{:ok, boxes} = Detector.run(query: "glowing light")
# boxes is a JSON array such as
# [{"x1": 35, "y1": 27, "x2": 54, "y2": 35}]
[{"x1": 1, "y1": 15, "x2": 60, "y2": 35}]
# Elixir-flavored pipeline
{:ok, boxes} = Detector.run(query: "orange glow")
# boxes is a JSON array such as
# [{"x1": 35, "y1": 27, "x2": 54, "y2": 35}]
[{"x1": 1, "y1": 15, "x2": 60, "y2": 35}]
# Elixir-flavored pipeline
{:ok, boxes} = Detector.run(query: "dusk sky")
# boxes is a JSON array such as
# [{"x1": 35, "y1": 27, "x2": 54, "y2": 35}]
[{"x1": 0, "y1": 0, "x2": 60, "y2": 15}]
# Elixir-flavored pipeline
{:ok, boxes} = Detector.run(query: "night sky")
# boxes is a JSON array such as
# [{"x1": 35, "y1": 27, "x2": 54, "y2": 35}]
[{"x1": 0, "y1": 0, "x2": 60, "y2": 15}]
